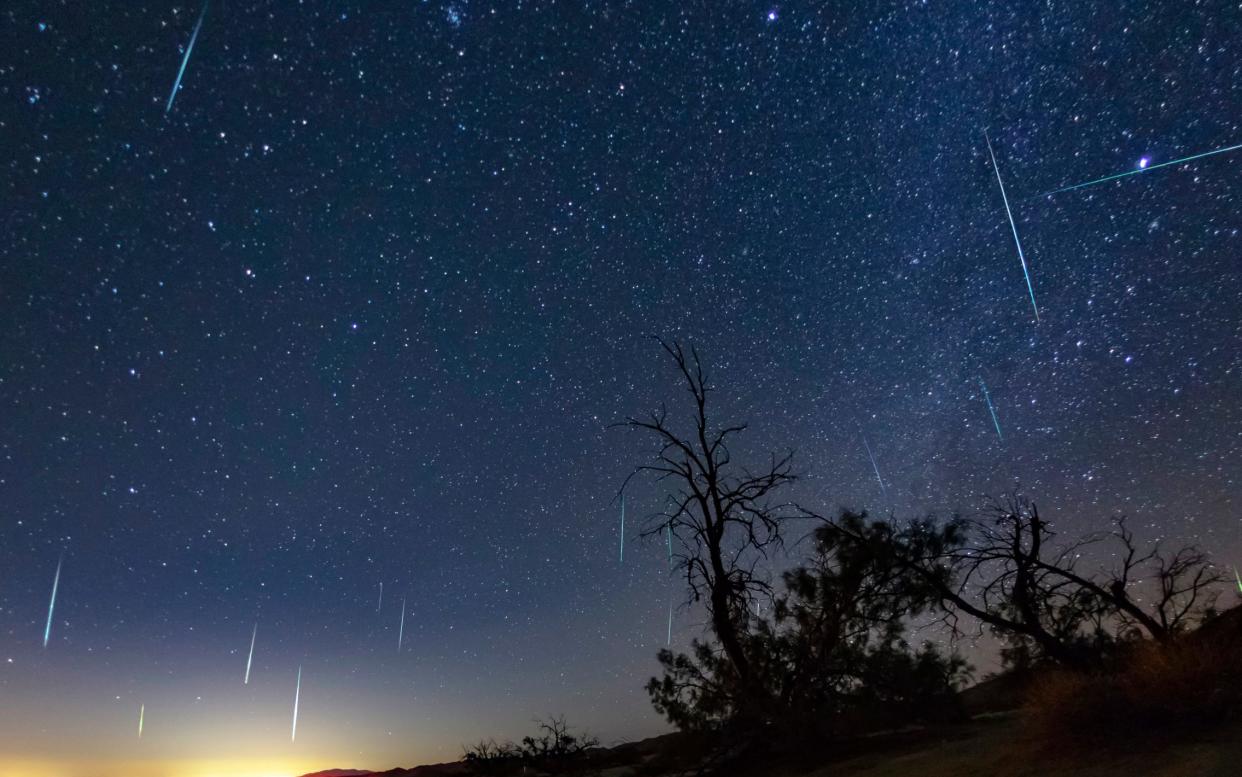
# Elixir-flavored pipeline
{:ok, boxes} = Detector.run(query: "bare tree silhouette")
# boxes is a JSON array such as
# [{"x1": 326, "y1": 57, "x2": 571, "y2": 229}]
[
  {"x1": 820, "y1": 495, "x2": 1225, "y2": 669},
  {"x1": 617, "y1": 339, "x2": 802, "y2": 714}
]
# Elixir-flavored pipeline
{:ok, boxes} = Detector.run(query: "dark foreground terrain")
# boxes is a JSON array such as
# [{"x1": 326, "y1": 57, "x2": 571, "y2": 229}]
[
  {"x1": 302, "y1": 606, "x2": 1242, "y2": 777},
  {"x1": 298, "y1": 714, "x2": 1242, "y2": 777}
]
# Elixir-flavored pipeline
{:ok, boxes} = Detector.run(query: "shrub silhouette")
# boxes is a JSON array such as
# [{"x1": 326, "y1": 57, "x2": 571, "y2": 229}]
[
  {"x1": 1025, "y1": 615, "x2": 1242, "y2": 747},
  {"x1": 463, "y1": 716, "x2": 600, "y2": 776}
]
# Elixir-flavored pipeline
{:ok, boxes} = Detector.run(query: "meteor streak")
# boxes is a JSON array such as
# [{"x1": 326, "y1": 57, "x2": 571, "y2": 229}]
[
  {"x1": 138, "y1": 704, "x2": 144, "y2": 739},
  {"x1": 43, "y1": 556, "x2": 62, "y2": 648},
  {"x1": 979, "y1": 378, "x2": 1004, "y2": 441},
  {"x1": 666, "y1": 596, "x2": 673, "y2": 646},
  {"x1": 985, "y1": 131, "x2": 1040, "y2": 322},
  {"x1": 397, "y1": 597, "x2": 406, "y2": 652},
  {"x1": 244, "y1": 623, "x2": 257, "y2": 684},
  {"x1": 861, "y1": 435, "x2": 886, "y2": 496},
  {"x1": 291, "y1": 666, "x2": 301, "y2": 743},
  {"x1": 619, "y1": 494, "x2": 626, "y2": 564},
  {"x1": 165, "y1": 1, "x2": 209, "y2": 114},
  {"x1": 666, "y1": 523, "x2": 674, "y2": 645},
  {"x1": 377, "y1": 581, "x2": 383, "y2": 613},
  {"x1": 1235, "y1": 566, "x2": 1242, "y2": 595},
  {"x1": 1040, "y1": 141, "x2": 1242, "y2": 197}
]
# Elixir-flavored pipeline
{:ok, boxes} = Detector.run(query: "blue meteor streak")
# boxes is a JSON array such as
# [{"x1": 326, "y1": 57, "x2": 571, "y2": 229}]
[
  {"x1": 1040, "y1": 141, "x2": 1242, "y2": 197},
  {"x1": 165, "y1": 1, "x2": 209, "y2": 114},
  {"x1": 985, "y1": 132, "x2": 1040, "y2": 322},
  {"x1": 43, "y1": 556, "x2": 62, "y2": 648},
  {"x1": 979, "y1": 378, "x2": 1004, "y2": 442}
]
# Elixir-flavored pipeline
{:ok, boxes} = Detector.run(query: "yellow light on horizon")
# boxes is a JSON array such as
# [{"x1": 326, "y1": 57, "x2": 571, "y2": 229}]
[{"x1": 0, "y1": 758, "x2": 314, "y2": 777}]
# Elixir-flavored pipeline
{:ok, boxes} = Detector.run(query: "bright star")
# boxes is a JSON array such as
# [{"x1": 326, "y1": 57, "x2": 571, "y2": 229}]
[{"x1": 1138, "y1": 156, "x2": 1150, "y2": 169}]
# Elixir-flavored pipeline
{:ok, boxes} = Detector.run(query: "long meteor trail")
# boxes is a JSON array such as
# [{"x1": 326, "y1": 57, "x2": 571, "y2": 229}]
[
  {"x1": 377, "y1": 581, "x2": 383, "y2": 613},
  {"x1": 1040, "y1": 141, "x2": 1242, "y2": 197},
  {"x1": 985, "y1": 132, "x2": 1040, "y2": 322},
  {"x1": 44, "y1": 556, "x2": 62, "y2": 648},
  {"x1": 979, "y1": 378, "x2": 1004, "y2": 442},
  {"x1": 138, "y1": 704, "x2": 144, "y2": 739},
  {"x1": 165, "y1": 1, "x2": 209, "y2": 114},
  {"x1": 291, "y1": 666, "x2": 301, "y2": 743},
  {"x1": 244, "y1": 623, "x2": 257, "y2": 684}
]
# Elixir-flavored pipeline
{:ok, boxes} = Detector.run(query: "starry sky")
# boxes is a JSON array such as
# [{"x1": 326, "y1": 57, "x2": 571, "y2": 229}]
[{"x1": 3, "y1": 1, "x2": 1242, "y2": 775}]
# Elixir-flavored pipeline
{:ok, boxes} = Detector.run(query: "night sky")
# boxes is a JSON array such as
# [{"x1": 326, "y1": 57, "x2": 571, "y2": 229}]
[{"x1": 3, "y1": 1, "x2": 1242, "y2": 775}]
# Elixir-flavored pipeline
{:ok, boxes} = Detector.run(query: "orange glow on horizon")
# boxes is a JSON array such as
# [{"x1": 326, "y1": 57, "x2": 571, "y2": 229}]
[{"x1": 0, "y1": 757, "x2": 321, "y2": 777}]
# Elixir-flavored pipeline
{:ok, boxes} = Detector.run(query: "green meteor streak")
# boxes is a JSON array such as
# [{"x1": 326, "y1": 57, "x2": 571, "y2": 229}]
[
  {"x1": 165, "y1": 1, "x2": 209, "y2": 114},
  {"x1": 1040, "y1": 141, "x2": 1242, "y2": 197},
  {"x1": 138, "y1": 704, "x2": 144, "y2": 739},
  {"x1": 979, "y1": 378, "x2": 1004, "y2": 442},
  {"x1": 1234, "y1": 566, "x2": 1242, "y2": 595}
]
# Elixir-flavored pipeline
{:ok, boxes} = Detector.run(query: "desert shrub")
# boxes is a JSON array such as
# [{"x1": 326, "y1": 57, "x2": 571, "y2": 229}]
[
  {"x1": 464, "y1": 716, "x2": 600, "y2": 776},
  {"x1": 463, "y1": 738, "x2": 522, "y2": 776},
  {"x1": 1024, "y1": 631, "x2": 1242, "y2": 747}
]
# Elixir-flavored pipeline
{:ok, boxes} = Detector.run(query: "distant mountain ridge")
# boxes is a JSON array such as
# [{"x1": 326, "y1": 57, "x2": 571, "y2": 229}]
[{"x1": 298, "y1": 763, "x2": 470, "y2": 777}]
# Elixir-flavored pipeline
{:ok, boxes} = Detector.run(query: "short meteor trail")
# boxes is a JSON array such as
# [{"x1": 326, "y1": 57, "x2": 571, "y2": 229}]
[
  {"x1": 861, "y1": 435, "x2": 886, "y2": 496},
  {"x1": 244, "y1": 622, "x2": 257, "y2": 684},
  {"x1": 291, "y1": 666, "x2": 301, "y2": 743},
  {"x1": 1234, "y1": 566, "x2": 1242, "y2": 595},
  {"x1": 397, "y1": 597, "x2": 406, "y2": 652},
  {"x1": 979, "y1": 378, "x2": 1004, "y2": 442},
  {"x1": 985, "y1": 131, "x2": 1040, "y2": 322},
  {"x1": 619, "y1": 494, "x2": 626, "y2": 564},
  {"x1": 43, "y1": 555, "x2": 62, "y2": 648},
  {"x1": 1040, "y1": 141, "x2": 1242, "y2": 197},
  {"x1": 165, "y1": 0, "x2": 209, "y2": 114},
  {"x1": 666, "y1": 596, "x2": 673, "y2": 646},
  {"x1": 377, "y1": 581, "x2": 383, "y2": 613},
  {"x1": 138, "y1": 704, "x2": 144, "y2": 739},
  {"x1": 666, "y1": 523, "x2": 674, "y2": 645}
]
